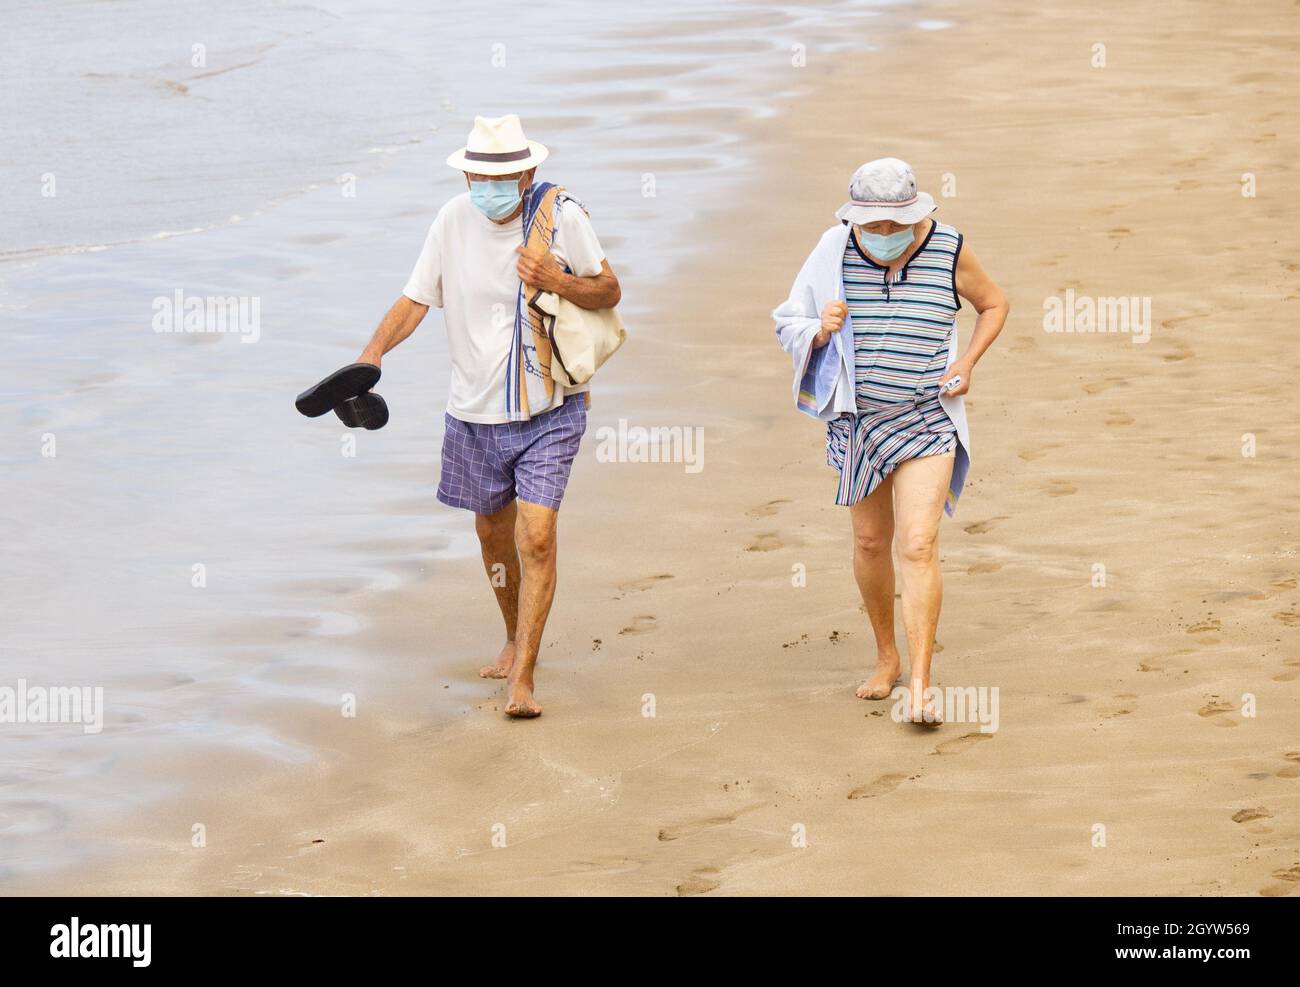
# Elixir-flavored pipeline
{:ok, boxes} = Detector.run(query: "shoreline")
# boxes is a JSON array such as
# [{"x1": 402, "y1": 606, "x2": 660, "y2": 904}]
[{"x1": 12, "y1": 0, "x2": 1300, "y2": 895}]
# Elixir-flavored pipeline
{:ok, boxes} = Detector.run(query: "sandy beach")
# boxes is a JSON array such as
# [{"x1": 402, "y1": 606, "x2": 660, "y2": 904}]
[{"x1": 10, "y1": 0, "x2": 1300, "y2": 896}]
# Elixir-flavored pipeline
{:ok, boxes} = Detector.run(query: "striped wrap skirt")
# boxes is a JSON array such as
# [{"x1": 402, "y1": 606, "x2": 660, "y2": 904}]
[{"x1": 826, "y1": 391, "x2": 957, "y2": 506}]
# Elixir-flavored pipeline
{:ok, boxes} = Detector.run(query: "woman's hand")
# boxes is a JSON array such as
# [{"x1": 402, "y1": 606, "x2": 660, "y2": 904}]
[
  {"x1": 813, "y1": 300, "x2": 847, "y2": 349},
  {"x1": 938, "y1": 359, "x2": 973, "y2": 397}
]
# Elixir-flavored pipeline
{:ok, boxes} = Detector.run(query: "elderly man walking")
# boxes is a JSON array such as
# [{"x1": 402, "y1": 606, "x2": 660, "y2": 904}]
[{"x1": 357, "y1": 114, "x2": 621, "y2": 718}]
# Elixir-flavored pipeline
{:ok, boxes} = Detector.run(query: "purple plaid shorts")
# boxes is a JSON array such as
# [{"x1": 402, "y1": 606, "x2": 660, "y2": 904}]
[{"x1": 437, "y1": 394, "x2": 587, "y2": 515}]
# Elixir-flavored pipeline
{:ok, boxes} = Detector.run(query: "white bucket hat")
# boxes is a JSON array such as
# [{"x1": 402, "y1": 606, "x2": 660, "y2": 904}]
[
  {"x1": 446, "y1": 114, "x2": 549, "y2": 175},
  {"x1": 835, "y1": 157, "x2": 936, "y2": 225}
]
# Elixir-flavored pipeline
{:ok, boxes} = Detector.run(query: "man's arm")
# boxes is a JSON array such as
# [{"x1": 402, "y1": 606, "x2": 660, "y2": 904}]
[
  {"x1": 515, "y1": 250, "x2": 621, "y2": 310},
  {"x1": 359, "y1": 295, "x2": 429, "y2": 367}
]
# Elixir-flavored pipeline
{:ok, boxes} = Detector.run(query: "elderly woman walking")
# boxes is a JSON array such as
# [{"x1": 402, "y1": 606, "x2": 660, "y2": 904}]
[{"x1": 774, "y1": 158, "x2": 1009, "y2": 725}]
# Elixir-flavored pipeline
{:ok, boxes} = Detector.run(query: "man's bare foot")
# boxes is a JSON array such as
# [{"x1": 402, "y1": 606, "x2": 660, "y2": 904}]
[
  {"x1": 504, "y1": 673, "x2": 542, "y2": 719},
  {"x1": 478, "y1": 641, "x2": 516, "y2": 679},
  {"x1": 856, "y1": 656, "x2": 901, "y2": 700}
]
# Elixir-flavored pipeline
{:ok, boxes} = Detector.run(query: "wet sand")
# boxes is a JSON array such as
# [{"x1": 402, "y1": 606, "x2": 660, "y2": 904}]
[{"x1": 17, "y1": 0, "x2": 1300, "y2": 895}]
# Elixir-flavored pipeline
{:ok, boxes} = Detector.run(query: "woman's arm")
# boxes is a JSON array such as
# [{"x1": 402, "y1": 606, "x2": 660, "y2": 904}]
[{"x1": 940, "y1": 243, "x2": 1010, "y2": 396}]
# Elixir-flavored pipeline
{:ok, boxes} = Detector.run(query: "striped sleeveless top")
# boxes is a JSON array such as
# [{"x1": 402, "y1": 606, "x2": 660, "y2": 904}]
[
  {"x1": 826, "y1": 220, "x2": 964, "y2": 508},
  {"x1": 843, "y1": 220, "x2": 963, "y2": 409}
]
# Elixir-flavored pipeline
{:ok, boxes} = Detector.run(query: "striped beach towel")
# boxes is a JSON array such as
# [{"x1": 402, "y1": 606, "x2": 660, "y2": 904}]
[{"x1": 506, "y1": 181, "x2": 567, "y2": 421}]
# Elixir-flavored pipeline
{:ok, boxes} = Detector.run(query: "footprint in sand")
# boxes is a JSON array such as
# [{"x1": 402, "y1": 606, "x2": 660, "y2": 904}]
[
  {"x1": 963, "y1": 516, "x2": 1009, "y2": 535},
  {"x1": 619, "y1": 615, "x2": 657, "y2": 636},
  {"x1": 848, "y1": 773, "x2": 910, "y2": 800},
  {"x1": 616, "y1": 574, "x2": 673, "y2": 596},
  {"x1": 1082, "y1": 377, "x2": 1126, "y2": 395},
  {"x1": 1272, "y1": 658, "x2": 1300, "y2": 683},
  {"x1": 1198, "y1": 699, "x2": 1235, "y2": 719},
  {"x1": 1017, "y1": 445, "x2": 1059, "y2": 462},
  {"x1": 1101, "y1": 694, "x2": 1137, "y2": 719},
  {"x1": 1105, "y1": 411, "x2": 1135, "y2": 426},
  {"x1": 676, "y1": 867, "x2": 721, "y2": 896},
  {"x1": 746, "y1": 498, "x2": 791, "y2": 519},
  {"x1": 1260, "y1": 865, "x2": 1300, "y2": 897},
  {"x1": 1045, "y1": 480, "x2": 1077, "y2": 497},
  {"x1": 73, "y1": 371, "x2": 120, "y2": 392},
  {"x1": 567, "y1": 854, "x2": 636, "y2": 876},
  {"x1": 1210, "y1": 589, "x2": 1269, "y2": 603},
  {"x1": 932, "y1": 732, "x2": 992, "y2": 756},
  {"x1": 747, "y1": 532, "x2": 784, "y2": 552},
  {"x1": 1161, "y1": 312, "x2": 1208, "y2": 332},
  {"x1": 1231, "y1": 807, "x2": 1271, "y2": 824},
  {"x1": 1271, "y1": 609, "x2": 1300, "y2": 627},
  {"x1": 658, "y1": 807, "x2": 752, "y2": 842},
  {"x1": 967, "y1": 561, "x2": 1002, "y2": 575}
]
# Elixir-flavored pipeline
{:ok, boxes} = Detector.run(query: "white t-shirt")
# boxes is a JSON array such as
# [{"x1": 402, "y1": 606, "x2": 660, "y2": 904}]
[{"x1": 402, "y1": 191, "x2": 606, "y2": 424}]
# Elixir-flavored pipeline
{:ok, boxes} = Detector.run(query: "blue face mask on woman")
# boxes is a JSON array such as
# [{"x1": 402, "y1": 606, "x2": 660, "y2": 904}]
[
  {"x1": 469, "y1": 179, "x2": 523, "y2": 221},
  {"x1": 857, "y1": 226, "x2": 915, "y2": 261}
]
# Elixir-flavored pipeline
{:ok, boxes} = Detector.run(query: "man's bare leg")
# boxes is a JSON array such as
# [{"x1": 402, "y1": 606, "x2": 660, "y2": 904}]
[
  {"x1": 505, "y1": 499, "x2": 559, "y2": 718},
  {"x1": 850, "y1": 476, "x2": 902, "y2": 699},
  {"x1": 892, "y1": 452, "x2": 955, "y2": 724},
  {"x1": 475, "y1": 501, "x2": 521, "y2": 679}
]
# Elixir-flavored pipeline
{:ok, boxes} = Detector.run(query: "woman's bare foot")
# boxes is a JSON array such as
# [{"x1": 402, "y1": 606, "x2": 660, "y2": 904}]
[
  {"x1": 903, "y1": 675, "x2": 943, "y2": 727},
  {"x1": 478, "y1": 641, "x2": 516, "y2": 679},
  {"x1": 856, "y1": 655, "x2": 901, "y2": 700},
  {"x1": 504, "y1": 672, "x2": 542, "y2": 719}
]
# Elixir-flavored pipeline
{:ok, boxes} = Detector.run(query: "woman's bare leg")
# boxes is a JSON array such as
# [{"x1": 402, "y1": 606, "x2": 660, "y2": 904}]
[
  {"x1": 891, "y1": 452, "x2": 955, "y2": 723},
  {"x1": 849, "y1": 476, "x2": 901, "y2": 699}
]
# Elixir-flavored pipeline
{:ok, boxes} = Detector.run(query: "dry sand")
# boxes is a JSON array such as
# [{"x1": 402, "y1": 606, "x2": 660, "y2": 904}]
[{"x1": 28, "y1": 0, "x2": 1300, "y2": 895}]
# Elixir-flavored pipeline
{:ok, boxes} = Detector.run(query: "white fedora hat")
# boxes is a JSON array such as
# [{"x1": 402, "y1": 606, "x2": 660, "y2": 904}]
[
  {"x1": 835, "y1": 157, "x2": 936, "y2": 225},
  {"x1": 446, "y1": 114, "x2": 548, "y2": 176}
]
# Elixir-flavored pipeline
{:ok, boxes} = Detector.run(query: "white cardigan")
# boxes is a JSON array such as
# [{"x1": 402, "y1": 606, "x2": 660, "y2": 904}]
[{"x1": 772, "y1": 223, "x2": 971, "y2": 513}]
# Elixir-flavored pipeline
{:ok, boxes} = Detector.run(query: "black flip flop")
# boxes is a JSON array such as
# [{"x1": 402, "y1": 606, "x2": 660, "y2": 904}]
[
  {"x1": 334, "y1": 392, "x2": 389, "y2": 430},
  {"x1": 295, "y1": 363, "x2": 381, "y2": 418}
]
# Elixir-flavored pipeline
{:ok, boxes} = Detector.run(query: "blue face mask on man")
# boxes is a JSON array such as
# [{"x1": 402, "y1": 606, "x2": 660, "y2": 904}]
[
  {"x1": 857, "y1": 226, "x2": 915, "y2": 261},
  {"x1": 469, "y1": 179, "x2": 523, "y2": 221}
]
